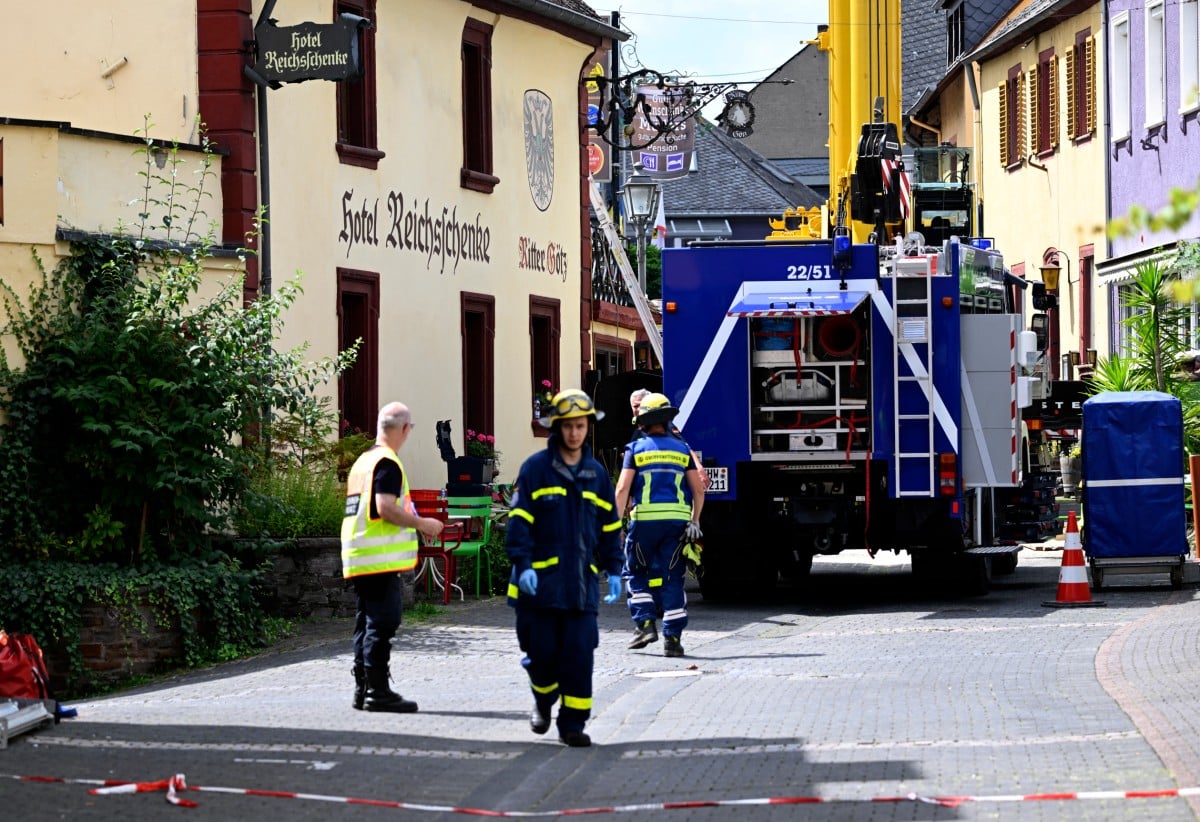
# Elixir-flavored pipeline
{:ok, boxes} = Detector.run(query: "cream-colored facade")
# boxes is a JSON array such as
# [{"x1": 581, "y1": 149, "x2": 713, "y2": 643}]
[
  {"x1": 974, "y1": 4, "x2": 1109, "y2": 364},
  {"x1": 0, "y1": 1, "x2": 617, "y2": 488}
]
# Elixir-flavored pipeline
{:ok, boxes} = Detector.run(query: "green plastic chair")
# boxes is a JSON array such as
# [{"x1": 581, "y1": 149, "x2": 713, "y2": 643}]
[{"x1": 446, "y1": 495, "x2": 494, "y2": 597}]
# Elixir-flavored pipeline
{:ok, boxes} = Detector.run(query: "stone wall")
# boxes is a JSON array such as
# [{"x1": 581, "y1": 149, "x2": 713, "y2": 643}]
[{"x1": 50, "y1": 540, "x2": 422, "y2": 695}]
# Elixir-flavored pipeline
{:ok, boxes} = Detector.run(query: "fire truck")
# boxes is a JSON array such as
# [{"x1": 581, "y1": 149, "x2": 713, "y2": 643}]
[{"x1": 660, "y1": 1, "x2": 1037, "y2": 596}]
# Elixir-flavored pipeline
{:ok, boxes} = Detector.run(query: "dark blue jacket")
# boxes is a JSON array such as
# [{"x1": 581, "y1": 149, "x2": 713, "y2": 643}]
[{"x1": 505, "y1": 436, "x2": 623, "y2": 612}]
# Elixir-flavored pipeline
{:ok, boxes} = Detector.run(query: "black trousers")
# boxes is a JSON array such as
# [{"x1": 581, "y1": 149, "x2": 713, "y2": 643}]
[{"x1": 353, "y1": 572, "x2": 402, "y2": 669}]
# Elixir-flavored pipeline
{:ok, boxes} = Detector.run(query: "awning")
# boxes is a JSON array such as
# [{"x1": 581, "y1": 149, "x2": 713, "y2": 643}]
[{"x1": 727, "y1": 290, "x2": 869, "y2": 318}]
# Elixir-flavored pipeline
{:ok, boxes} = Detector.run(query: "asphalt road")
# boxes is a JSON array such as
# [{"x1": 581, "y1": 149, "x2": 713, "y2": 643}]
[{"x1": 4, "y1": 548, "x2": 1200, "y2": 821}]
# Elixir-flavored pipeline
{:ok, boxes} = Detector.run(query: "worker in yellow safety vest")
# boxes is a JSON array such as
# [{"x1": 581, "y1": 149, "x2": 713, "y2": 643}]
[{"x1": 342, "y1": 401, "x2": 444, "y2": 713}]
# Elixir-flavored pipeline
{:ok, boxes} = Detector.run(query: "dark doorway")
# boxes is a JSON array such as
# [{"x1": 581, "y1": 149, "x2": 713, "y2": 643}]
[{"x1": 338, "y1": 269, "x2": 379, "y2": 436}]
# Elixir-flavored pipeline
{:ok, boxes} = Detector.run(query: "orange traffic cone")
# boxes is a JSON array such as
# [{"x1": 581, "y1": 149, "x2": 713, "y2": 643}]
[{"x1": 1043, "y1": 511, "x2": 1105, "y2": 608}]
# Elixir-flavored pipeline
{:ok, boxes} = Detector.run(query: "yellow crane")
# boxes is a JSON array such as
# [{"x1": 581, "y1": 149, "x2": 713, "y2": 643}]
[{"x1": 769, "y1": 0, "x2": 905, "y2": 244}]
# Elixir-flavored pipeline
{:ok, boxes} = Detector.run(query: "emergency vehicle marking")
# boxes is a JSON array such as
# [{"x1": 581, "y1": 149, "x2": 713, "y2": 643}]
[
  {"x1": 784, "y1": 264, "x2": 834, "y2": 280},
  {"x1": 870, "y1": 289, "x2": 958, "y2": 448}
]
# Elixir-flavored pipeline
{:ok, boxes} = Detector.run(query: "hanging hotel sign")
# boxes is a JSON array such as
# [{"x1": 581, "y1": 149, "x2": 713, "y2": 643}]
[
  {"x1": 632, "y1": 85, "x2": 694, "y2": 181},
  {"x1": 253, "y1": 15, "x2": 369, "y2": 84}
]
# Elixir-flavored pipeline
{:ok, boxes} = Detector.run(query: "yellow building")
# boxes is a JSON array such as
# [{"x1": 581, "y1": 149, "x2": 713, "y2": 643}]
[
  {"x1": 0, "y1": 0, "x2": 622, "y2": 488},
  {"x1": 970, "y1": 3, "x2": 1108, "y2": 376}
]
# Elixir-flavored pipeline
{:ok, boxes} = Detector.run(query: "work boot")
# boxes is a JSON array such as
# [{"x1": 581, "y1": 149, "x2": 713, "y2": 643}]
[
  {"x1": 664, "y1": 635, "x2": 684, "y2": 658},
  {"x1": 352, "y1": 664, "x2": 366, "y2": 711},
  {"x1": 559, "y1": 730, "x2": 592, "y2": 748},
  {"x1": 530, "y1": 703, "x2": 551, "y2": 735},
  {"x1": 628, "y1": 619, "x2": 658, "y2": 649},
  {"x1": 363, "y1": 667, "x2": 418, "y2": 713}
]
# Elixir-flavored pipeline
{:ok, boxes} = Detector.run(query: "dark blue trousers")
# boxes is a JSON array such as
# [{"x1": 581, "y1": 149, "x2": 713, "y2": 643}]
[
  {"x1": 352, "y1": 572, "x2": 402, "y2": 670},
  {"x1": 625, "y1": 519, "x2": 689, "y2": 638},
  {"x1": 516, "y1": 608, "x2": 599, "y2": 734}
]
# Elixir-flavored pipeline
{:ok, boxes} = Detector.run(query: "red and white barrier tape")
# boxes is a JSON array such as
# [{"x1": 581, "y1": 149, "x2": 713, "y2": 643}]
[{"x1": 4, "y1": 773, "x2": 1199, "y2": 813}]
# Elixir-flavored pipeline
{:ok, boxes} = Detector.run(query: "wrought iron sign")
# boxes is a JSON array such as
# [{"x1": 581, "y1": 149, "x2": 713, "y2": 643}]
[{"x1": 584, "y1": 68, "x2": 786, "y2": 151}]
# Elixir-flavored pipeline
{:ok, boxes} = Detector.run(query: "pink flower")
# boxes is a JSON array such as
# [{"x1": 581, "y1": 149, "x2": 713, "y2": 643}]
[{"x1": 541, "y1": 379, "x2": 553, "y2": 390}]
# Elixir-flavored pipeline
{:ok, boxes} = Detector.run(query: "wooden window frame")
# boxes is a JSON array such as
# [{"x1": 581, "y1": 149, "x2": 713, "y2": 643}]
[
  {"x1": 1067, "y1": 29, "x2": 1097, "y2": 141},
  {"x1": 336, "y1": 0, "x2": 384, "y2": 168},
  {"x1": 461, "y1": 292, "x2": 496, "y2": 446},
  {"x1": 999, "y1": 65, "x2": 1024, "y2": 169},
  {"x1": 529, "y1": 297, "x2": 561, "y2": 435},
  {"x1": 1029, "y1": 48, "x2": 1058, "y2": 156},
  {"x1": 336, "y1": 268, "x2": 380, "y2": 436},
  {"x1": 461, "y1": 18, "x2": 499, "y2": 193}
]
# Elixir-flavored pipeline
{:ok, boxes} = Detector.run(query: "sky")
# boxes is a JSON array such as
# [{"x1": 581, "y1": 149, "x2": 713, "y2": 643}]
[{"x1": 589, "y1": 1, "x2": 828, "y2": 117}]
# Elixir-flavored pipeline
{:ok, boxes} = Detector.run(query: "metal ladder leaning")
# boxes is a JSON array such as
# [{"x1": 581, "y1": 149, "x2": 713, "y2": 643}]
[
  {"x1": 891, "y1": 255, "x2": 936, "y2": 496},
  {"x1": 587, "y1": 175, "x2": 663, "y2": 363}
]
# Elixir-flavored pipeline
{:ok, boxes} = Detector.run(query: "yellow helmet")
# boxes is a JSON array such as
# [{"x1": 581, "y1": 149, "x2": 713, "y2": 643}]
[
  {"x1": 636, "y1": 392, "x2": 679, "y2": 428},
  {"x1": 540, "y1": 388, "x2": 606, "y2": 427}
]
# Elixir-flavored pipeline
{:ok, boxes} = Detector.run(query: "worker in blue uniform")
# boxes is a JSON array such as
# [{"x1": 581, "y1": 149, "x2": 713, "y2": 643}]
[
  {"x1": 506, "y1": 389, "x2": 624, "y2": 747},
  {"x1": 614, "y1": 393, "x2": 705, "y2": 657}
]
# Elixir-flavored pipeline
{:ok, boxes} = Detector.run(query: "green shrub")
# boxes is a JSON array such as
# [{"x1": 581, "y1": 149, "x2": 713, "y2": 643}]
[
  {"x1": 234, "y1": 467, "x2": 345, "y2": 539},
  {"x1": 0, "y1": 559, "x2": 276, "y2": 695}
]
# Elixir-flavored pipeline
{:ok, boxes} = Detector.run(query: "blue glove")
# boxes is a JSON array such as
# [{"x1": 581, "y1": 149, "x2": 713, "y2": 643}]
[
  {"x1": 518, "y1": 569, "x2": 538, "y2": 596},
  {"x1": 604, "y1": 575, "x2": 623, "y2": 604}
]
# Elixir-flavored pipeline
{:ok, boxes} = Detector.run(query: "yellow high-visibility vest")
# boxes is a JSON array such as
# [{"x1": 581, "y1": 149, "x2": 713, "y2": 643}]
[{"x1": 341, "y1": 446, "x2": 419, "y2": 578}]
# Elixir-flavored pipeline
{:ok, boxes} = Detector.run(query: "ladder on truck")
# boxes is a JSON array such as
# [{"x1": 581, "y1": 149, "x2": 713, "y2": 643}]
[
  {"x1": 891, "y1": 255, "x2": 937, "y2": 496},
  {"x1": 587, "y1": 175, "x2": 663, "y2": 364}
]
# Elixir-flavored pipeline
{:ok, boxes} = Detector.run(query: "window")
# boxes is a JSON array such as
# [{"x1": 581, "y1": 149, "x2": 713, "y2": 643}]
[
  {"x1": 1181, "y1": 0, "x2": 1200, "y2": 111},
  {"x1": 461, "y1": 293, "x2": 496, "y2": 442},
  {"x1": 1066, "y1": 30, "x2": 1097, "y2": 140},
  {"x1": 335, "y1": 0, "x2": 383, "y2": 168},
  {"x1": 337, "y1": 269, "x2": 380, "y2": 436},
  {"x1": 1144, "y1": 2, "x2": 1165, "y2": 126},
  {"x1": 592, "y1": 334, "x2": 631, "y2": 377},
  {"x1": 1111, "y1": 13, "x2": 1131, "y2": 141},
  {"x1": 530, "y1": 297, "x2": 560, "y2": 429},
  {"x1": 946, "y1": 2, "x2": 965, "y2": 64},
  {"x1": 1028, "y1": 49, "x2": 1058, "y2": 155},
  {"x1": 461, "y1": 18, "x2": 499, "y2": 193},
  {"x1": 998, "y1": 65, "x2": 1025, "y2": 168}
]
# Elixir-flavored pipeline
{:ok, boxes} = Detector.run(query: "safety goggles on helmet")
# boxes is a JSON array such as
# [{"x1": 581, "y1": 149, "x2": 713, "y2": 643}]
[
  {"x1": 540, "y1": 389, "x2": 606, "y2": 427},
  {"x1": 636, "y1": 392, "x2": 679, "y2": 427}
]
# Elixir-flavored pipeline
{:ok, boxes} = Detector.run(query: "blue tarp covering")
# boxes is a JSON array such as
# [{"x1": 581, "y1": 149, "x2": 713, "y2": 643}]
[{"x1": 1082, "y1": 391, "x2": 1188, "y2": 558}]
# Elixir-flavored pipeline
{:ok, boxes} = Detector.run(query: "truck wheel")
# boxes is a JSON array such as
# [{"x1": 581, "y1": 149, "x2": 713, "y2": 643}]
[{"x1": 959, "y1": 554, "x2": 991, "y2": 596}]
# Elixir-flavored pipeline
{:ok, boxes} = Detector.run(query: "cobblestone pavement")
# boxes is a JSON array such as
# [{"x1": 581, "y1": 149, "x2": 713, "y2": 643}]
[{"x1": 5, "y1": 549, "x2": 1200, "y2": 821}]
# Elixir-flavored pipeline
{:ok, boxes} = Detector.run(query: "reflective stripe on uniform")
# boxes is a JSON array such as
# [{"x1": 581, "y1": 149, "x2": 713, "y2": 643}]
[
  {"x1": 631, "y1": 502, "x2": 693, "y2": 521},
  {"x1": 561, "y1": 694, "x2": 592, "y2": 710},
  {"x1": 582, "y1": 491, "x2": 614, "y2": 511},
  {"x1": 648, "y1": 577, "x2": 664, "y2": 588},
  {"x1": 532, "y1": 680, "x2": 559, "y2": 695},
  {"x1": 633, "y1": 450, "x2": 690, "y2": 468},
  {"x1": 532, "y1": 486, "x2": 567, "y2": 499},
  {"x1": 532, "y1": 556, "x2": 559, "y2": 569},
  {"x1": 511, "y1": 507, "x2": 534, "y2": 524}
]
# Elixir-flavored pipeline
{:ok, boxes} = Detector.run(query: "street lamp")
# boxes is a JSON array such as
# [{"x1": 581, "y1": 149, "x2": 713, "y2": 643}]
[
  {"x1": 1039, "y1": 247, "x2": 1071, "y2": 292},
  {"x1": 621, "y1": 167, "x2": 661, "y2": 296}
]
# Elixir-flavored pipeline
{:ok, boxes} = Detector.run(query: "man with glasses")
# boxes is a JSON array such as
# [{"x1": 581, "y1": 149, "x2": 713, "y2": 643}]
[
  {"x1": 506, "y1": 388, "x2": 624, "y2": 747},
  {"x1": 342, "y1": 402, "x2": 445, "y2": 713}
]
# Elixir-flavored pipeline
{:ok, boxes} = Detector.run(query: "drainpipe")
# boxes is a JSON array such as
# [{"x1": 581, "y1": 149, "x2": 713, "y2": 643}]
[{"x1": 966, "y1": 60, "x2": 983, "y2": 235}]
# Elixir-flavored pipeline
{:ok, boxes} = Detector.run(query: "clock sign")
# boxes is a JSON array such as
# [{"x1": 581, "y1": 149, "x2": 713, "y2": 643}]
[{"x1": 524, "y1": 90, "x2": 554, "y2": 211}]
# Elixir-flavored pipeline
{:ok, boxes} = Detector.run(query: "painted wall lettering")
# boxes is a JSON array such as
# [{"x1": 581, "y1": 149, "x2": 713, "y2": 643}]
[
  {"x1": 518, "y1": 237, "x2": 569, "y2": 281},
  {"x1": 338, "y1": 189, "x2": 492, "y2": 273}
]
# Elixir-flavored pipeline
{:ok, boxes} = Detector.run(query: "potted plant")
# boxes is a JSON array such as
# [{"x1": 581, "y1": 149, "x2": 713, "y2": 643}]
[
  {"x1": 464, "y1": 429, "x2": 501, "y2": 481},
  {"x1": 532, "y1": 379, "x2": 555, "y2": 421}
]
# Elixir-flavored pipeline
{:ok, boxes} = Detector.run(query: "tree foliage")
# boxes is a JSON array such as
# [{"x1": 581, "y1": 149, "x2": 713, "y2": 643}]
[{"x1": 0, "y1": 122, "x2": 352, "y2": 564}]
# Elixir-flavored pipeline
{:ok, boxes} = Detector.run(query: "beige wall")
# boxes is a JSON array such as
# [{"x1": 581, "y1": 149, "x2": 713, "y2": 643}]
[
  {"x1": 976, "y1": 10, "x2": 1108, "y2": 358},
  {"x1": 0, "y1": 0, "x2": 201, "y2": 143},
  {"x1": 1, "y1": 0, "x2": 596, "y2": 490},
  {"x1": 260, "y1": 1, "x2": 592, "y2": 486}
]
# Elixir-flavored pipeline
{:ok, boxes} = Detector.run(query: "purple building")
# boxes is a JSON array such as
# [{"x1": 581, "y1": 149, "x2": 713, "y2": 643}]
[{"x1": 1101, "y1": 0, "x2": 1200, "y2": 349}]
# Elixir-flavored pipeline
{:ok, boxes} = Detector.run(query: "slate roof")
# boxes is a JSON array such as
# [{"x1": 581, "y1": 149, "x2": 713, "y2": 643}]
[
  {"x1": 625, "y1": 121, "x2": 823, "y2": 218},
  {"x1": 965, "y1": 0, "x2": 1085, "y2": 62},
  {"x1": 902, "y1": 0, "x2": 947, "y2": 114}
]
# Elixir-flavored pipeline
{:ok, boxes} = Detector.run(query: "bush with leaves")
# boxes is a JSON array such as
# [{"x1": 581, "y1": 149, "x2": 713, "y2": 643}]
[{"x1": 0, "y1": 122, "x2": 353, "y2": 564}]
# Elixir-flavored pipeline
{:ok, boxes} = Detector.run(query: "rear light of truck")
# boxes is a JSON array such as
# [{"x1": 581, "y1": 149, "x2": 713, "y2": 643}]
[{"x1": 938, "y1": 453, "x2": 957, "y2": 496}]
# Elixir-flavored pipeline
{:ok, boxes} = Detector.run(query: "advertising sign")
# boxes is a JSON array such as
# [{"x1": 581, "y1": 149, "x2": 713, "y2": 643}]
[
  {"x1": 631, "y1": 85, "x2": 693, "y2": 180},
  {"x1": 585, "y1": 48, "x2": 611, "y2": 182}
]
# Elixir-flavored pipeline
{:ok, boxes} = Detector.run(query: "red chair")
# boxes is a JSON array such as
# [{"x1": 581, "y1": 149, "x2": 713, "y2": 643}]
[{"x1": 412, "y1": 492, "x2": 465, "y2": 604}]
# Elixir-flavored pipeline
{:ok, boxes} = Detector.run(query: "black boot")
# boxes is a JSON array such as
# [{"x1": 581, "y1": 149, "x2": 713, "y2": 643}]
[
  {"x1": 530, "y1": 703, "x2": 551, "y2": 735},
  {"x1": 629, "y1": 619, "x2": 658, "y2": 650},
  {"x1": 364, "y1": 667, "x2": 418, "y2": 713},
  {"x1": 559, "y1": 730, "x2": 592, "y2": 747},
  {"x1": 352, "y1": 664, "x2": 366, "y2": 711}
]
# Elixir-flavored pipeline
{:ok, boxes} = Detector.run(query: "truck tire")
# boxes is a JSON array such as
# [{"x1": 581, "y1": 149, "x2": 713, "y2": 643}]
[{"x1": 992, "y1": 551, "x2": 1019, "y2": 575}]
